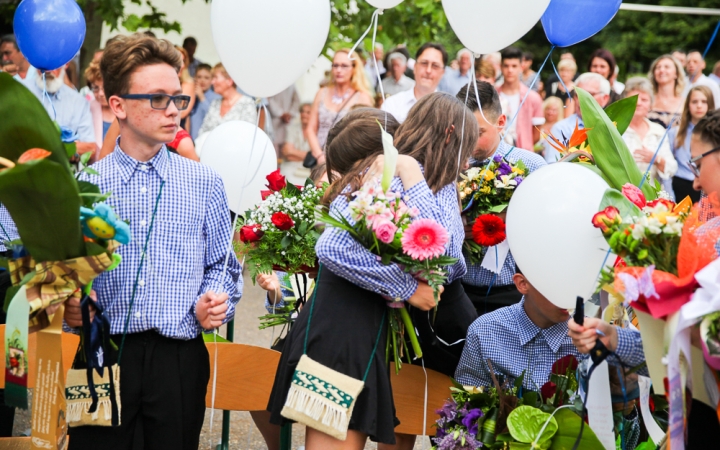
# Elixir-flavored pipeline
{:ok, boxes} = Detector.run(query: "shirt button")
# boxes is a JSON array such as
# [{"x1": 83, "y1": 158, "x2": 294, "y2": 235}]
[
  {"x1": 139, "y1": 220, "x2": 147, "y2": 226},
  {"x1": 138, "y1": 280, "x2": 145, "y2": 286},
  {"x1": 140, "y1": 187, "x2": 147, "y2": 193},
  {"x1": 134, "y1": 312, "x2": 142, "y2": 318}
]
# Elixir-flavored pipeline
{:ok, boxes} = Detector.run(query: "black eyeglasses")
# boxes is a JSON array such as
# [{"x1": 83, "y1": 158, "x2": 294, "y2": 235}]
[
  {"x1": 119, "y1": 93, "x2": 191, "y2": 111},
  {"x1": 689, "y1": 146, "x2": 720, "y2": 177}
]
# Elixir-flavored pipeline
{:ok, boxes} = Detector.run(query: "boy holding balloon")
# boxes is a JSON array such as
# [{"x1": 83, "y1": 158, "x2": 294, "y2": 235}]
[{"x1": 67, "y1": 33, "x2": 242, "y2": 450}]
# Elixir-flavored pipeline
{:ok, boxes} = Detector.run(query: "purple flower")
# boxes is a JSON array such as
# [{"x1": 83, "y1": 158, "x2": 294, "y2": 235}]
[
  {"x1": 493, "y1": 154, "x2": 504, "y2": 163},
  {"x1": 497, "y1": 162, "x2": 513, "y2": 176},
  {"x1": 515, "y1": 176, "x2": 523, "y2": 186},
  {"x1": 436, "y1": 400, "x2": 458, "y2": 421},
  {"x1": 461, "y1": 408, "x2": 483, "y2": 436},
  {"x1": 432, "y1": 430, "x2": 483, "y2": 450}
]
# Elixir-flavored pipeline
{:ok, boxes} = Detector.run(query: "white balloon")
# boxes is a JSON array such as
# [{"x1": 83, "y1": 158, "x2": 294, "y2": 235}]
[
  {"x1": 506, "y1": 163, "x2": 611, "y2": 309},
  {"x1": 442, "y1": 0, "x2": 551, "y2": 55},
  {"x1": 194, "y1": 132, "x2": 209, "y2": 158},
  {"x1": 211, "y1": 0, "x2": 330, "y2": 99},
  {"x1": 200, "y1": 121, "x2": 277, "y2": 215},
  {"x1": 367, "y1": 0, "x2": 403, "y2": 8}
]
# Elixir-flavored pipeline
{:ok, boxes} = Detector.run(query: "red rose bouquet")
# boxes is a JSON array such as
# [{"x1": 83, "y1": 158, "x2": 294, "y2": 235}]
[{"x1": 236, "y1": 169, "x2": 325, "y2": 283}]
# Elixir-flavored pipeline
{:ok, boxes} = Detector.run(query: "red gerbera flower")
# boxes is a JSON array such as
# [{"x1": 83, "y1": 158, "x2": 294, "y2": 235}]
[{"x1": 472, "y1": 214, "x2": 506, "y2": 247}]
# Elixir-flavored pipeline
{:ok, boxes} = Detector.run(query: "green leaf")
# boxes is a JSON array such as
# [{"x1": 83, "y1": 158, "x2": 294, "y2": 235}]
[
  {"x1": 82, "y1": 167, "x2": 100, "y2": 176},
  {"x1": 285, "y1": 183, "x2": 301, "y2": 196},
  {"x1": 297, "y1": 221, "x2": 308, "y2": 236},
  {"x1": 577, "y1": 87, "x2": 656, "y2": 201},
  {"x1": 549, "y1": 409, "x2": 604, "y2": 450},
  {"x1": 64, "y1": 141, "x2": 77, "y2": 159},
  {"x1": 522, "y1": 390, "x2": 539, "y2": 408},
  {"x1": 80, "y1": 151, "x2": 93, "y2": 166},
  {"x1": 0, "y1": 159, "x2": 84, "y2": 261},
  {"x1": 604, "y1": 94, "x2": 638, "y2": 135},
  {"x1": 280, "y1": 235, "x2": 292, "y2": 249},
  {"x1": 599, "y1": 188, "x2": 642, "y2": 221},
  {"x1": 78, "y1": 181, "x2": 102, "y2": 209},
  {"x1": 0, "y1": 73, "x2": 72, "y2": 172},
  {"x1": 507, "y1": 406, "x2": 558, "y2": 444},
  {"x1": 378, "y1": 120, "x2": 398, "y2": 192},
  {"x1": 489, "y1": 204, "x2": 508, "y2": 213}
]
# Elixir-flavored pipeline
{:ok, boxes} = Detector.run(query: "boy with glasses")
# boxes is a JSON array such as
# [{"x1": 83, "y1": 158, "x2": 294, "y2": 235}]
[{"x1": 68, "y1": 33, "x2": 242, "y2": 450}]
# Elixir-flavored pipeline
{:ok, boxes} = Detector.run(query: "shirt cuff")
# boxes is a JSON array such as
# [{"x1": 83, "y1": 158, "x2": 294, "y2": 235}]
[{"x1": 531, "y1": 117, "x2": 546, "y2": 126}]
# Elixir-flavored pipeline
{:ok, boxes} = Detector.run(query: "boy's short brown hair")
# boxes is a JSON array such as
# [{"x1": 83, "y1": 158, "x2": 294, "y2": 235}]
[{"x1": 100, "y1": 33, "x2": 182, "y2": 99}]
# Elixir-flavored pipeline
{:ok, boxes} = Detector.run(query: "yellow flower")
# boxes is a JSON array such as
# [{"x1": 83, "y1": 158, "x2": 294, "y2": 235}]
[
  {"x1": 480, "y1": 186, "x2": 491, "y2": 194},
  {"x1": 480, "y1": 170, "x2": 495, "y2": 181},
  {"x1": 511, "y1": 167, "x2": 525, "y2": 175}
]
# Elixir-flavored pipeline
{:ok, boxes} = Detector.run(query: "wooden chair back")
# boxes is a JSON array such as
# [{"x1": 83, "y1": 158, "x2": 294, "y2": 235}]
[
  {"x1": 204, "y1": 342, "x2": 282, "y2": 411},
  {"x1": 0, "y1": 325, "x2": 79, "y2": 388},
  {"x1": 389, "y1": 363, "x2": 452, "y2": 436}
]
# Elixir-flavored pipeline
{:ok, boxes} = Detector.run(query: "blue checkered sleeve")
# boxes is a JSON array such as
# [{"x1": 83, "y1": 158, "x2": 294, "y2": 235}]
[
  {"x1": 263, "y1": 271, "x2": 294, "y2": 313},
  {"x1": 317, "y1": 174, "x2": 465, "y2": 301},
  {"x1": 0, "y1": 204, "x2": 19, "y2": 252},
  {"x1": 463, "y1": 143, "x2": 547, "y2": 287},
  {"x1": 612, "y1": 327, "x2": 649, "y2": 375}
]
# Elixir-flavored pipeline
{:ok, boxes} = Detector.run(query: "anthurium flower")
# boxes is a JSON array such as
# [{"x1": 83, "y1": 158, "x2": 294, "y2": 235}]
[
  {"x1": 18, "y1": 148, "x2": 52, "y2": 164},
  {"x1": 592, "y1": 206, "x2": 621, "y2": 235},
  {"x1": 80, "y1": 203, "x2": 132, "y2": 244}
]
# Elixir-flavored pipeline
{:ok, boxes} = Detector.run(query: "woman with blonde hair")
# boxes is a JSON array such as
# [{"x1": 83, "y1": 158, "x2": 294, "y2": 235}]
[
  {"x1": 647, "y1": 54, "x2": 686, "y2": 128},
  {"x1": 538, "y1": 96, "x2": 564, "y2": 146},
  {"x1": 198, "y1": 62, "x2": 257, "y2": 136},
  {"x1": 306, "y1": 49, "x2": 375, "y2": 166}
]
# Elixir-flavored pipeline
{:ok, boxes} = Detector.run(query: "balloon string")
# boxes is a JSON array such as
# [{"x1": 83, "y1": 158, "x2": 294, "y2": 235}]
[
  {"x1": 704, "y1": 20, "x2": 720, "y2": 60},
  {"x1": 347, "y1": 9, "x2": 384, "y2": 65},
  {"x1": 500, "y1": 45, "x2": 555, "y2": 144},
  {"x1": 550, "y1": 57, "x2": 573, "y2": 103},
  {"x1": 41, "y1": 72, "x2": 57, "y2": 121}
]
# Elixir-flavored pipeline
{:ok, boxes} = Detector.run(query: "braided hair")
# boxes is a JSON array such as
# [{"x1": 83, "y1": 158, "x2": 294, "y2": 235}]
[{"x1": 693, "y1": 109, "x2": 720, "y2": 148}]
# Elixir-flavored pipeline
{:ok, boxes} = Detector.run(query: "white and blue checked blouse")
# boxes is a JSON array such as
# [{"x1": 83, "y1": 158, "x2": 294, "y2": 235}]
[
  {"x1": 462, "y1": 141, "x2": 547, "y2": 287},
  {"x1": 317, "y1": 168, "x2": 466, "y2": 302},
  {"x1": 455, "y1": 299, "x2": 648, "y2": 391},
  {"x1": 79, "y1": 143, "x2": 242, "y2": 339},
  {"x1": 0, "y1": 204, "x2": 19, "y2": 252}
]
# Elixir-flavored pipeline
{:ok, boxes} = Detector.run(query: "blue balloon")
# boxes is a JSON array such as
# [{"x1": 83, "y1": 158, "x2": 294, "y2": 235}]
[
  {"x1": 541, "y1": 0, "x2": 621, "y2": 48},
  {"x1": 13, "y1": 0, "x2": 86, "y2": 71}
]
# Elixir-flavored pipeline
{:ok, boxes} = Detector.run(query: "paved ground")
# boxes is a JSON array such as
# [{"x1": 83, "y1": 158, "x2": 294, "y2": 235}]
[{"x1": 12, "y1": 272, "x2": 429, "y2": 449}]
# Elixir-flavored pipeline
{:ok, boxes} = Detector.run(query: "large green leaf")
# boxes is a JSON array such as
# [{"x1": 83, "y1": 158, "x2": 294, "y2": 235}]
[
  {"x1": 549, "y1": 408, "x2": 604, "y2": 450},
  {"x1": 0, "y1": 159, "x2": 84, "y2": 261},
  {"x1": 0, "y1": 73, "x2": 71, "y2": 172},
  {"x1": 507, "y1": 406, "x2": 558, "y2": 445},
  {"x1": 577, "y1": 88, "x2": 656, "y2": 201},
  {"x1": 604, "y1": 95, "x2": 638, "y2": 136},
  {"x1": 599, "y1": 188, "x2": 642, "y2": 221}
]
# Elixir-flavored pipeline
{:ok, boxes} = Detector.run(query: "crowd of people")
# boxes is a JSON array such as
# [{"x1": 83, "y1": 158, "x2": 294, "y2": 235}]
[{"x1": 1, "y1": 30, "x2": 719, "y2": 450}]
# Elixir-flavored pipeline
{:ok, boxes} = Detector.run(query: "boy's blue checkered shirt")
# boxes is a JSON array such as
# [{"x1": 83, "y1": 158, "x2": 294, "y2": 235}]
[{"x1": 79, "y1": 144, "x2": 242, "y2": 339}]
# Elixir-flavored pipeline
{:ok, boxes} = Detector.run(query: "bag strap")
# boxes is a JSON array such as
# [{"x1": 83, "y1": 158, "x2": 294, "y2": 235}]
[
  {"x1": 303, "y1": 264, "x2": 387, "y2": 383},
  {"x1": 330, "y1": 91, "x2": 357, "y2": 127}
]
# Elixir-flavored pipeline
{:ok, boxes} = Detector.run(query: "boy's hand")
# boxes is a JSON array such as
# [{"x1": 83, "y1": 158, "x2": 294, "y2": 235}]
[{"x1": 196, "y1": 291, "x2": 229, "y2": 330}]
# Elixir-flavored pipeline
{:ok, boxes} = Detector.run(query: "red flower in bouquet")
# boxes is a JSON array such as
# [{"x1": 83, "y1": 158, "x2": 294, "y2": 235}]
[
  {"x1": 471, "y1": 214, "x2": 506, "y2": 247},
  {"x1": 261, "y1": 190, "x2": 273, "y2": 200},
  {"x1": 621, "y1": 183, "x2": 646, "y2": 209},
  {"x1": 266, "y1": 169, "x2": 286, "y2": 191},
  {"x1": 239, "y1": 225, "x2": 264, "y2": 243},
  {"x1": 592, "y1": 206, "x2": 621, "y2": 235},
  {"x1": 540, "y1": 381, "x2": 557, "y2": 402},
  {"x1": 9, "y1": 357, "x2": 18, "y2": 368},
  {"x1": 647, "y1": 198, "x2": 675, "y2": 210},
  {"x1": 401, "y1": 219, "x2": 448, "y2": 261},
  {"x1": 551, "y1": 354, "x2": 578, "y2": 375},
  {"x1": 271, "y1": 211, "x2": 295, "y2": 231}
]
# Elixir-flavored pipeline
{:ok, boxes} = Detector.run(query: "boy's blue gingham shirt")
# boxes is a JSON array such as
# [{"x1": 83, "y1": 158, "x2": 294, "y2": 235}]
[
  {"x1": 317, "y1": 168, "x2": 466, "y2": 302},
  {"x1": 0, "y1": 204, "x2": 19, "y2": 252},
  {"x1": 79, "y1": 143, "x2": 242, "y2": 339},
  {"x1": 455, "y1": 298, "x2": 648, "y2": 390},
  {"x1": 462, "y1": 141, "x2": 547, "y2": 287}
]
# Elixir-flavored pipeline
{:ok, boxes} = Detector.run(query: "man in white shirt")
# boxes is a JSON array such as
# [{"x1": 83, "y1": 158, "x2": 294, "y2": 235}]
[
  {"x1": 685, "y1": 51, "x2": 720, "y2": 109},
  {"x1": 1, "y1": 34, "x2": 35, "y2": 83},
  {"x1": 381, "y1": 43, "x2": 447, "y2": 123},
  {"x1": 381, "y1": 52, "x2": 415, "y2": 97}
]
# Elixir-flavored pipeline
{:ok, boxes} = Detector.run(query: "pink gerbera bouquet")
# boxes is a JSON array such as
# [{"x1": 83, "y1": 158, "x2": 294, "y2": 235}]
[{"x1": 318, "y1": 125, "x2": 458, "y2": 370}]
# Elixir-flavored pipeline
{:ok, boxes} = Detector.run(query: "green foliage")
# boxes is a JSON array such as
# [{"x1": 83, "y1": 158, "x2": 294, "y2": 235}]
[
  {"x1": 599, "y1": 188, "x2": 642, "y2": 221},
  {"x1": 604, "y1": 95, "x2": 638, "y2": 136},
  {"x1": 506, "y1": 406, "x2": 557, "y2": 446},
  {"x1": 577, "y1": 87, "x2": 657, "y2": 200},
  {"x1": 549, "y1": 408, "x2": 605, "y2": 450}
]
